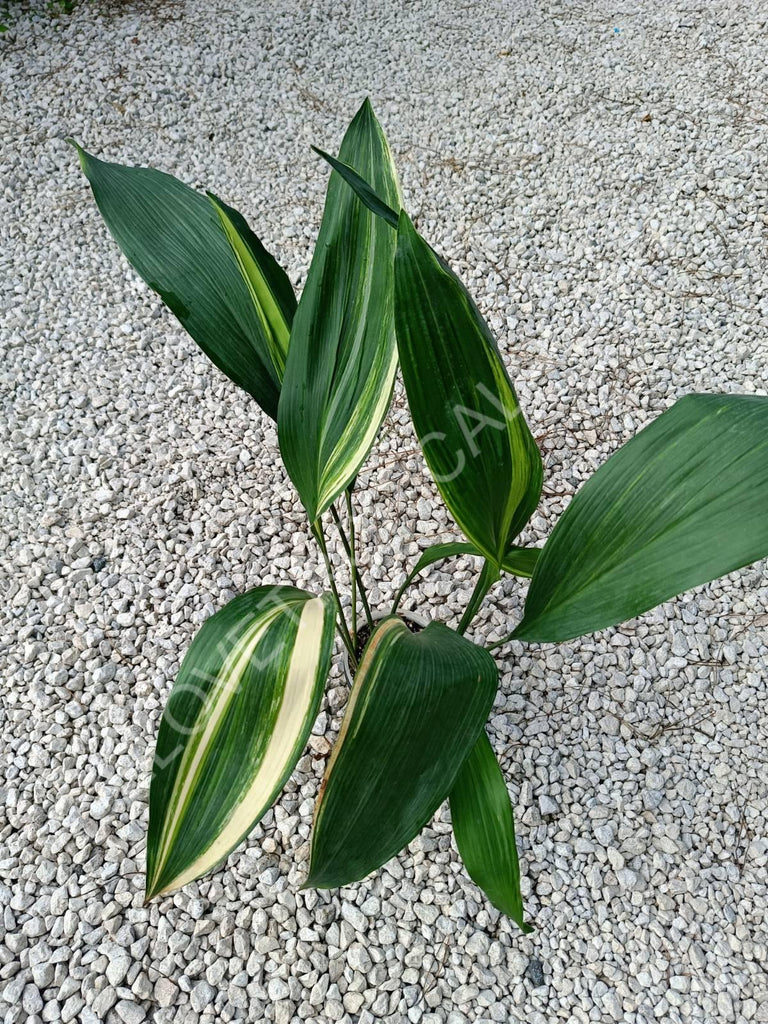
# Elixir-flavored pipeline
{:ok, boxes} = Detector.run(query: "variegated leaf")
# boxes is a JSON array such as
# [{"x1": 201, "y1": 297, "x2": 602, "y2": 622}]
[
  {"x1": 306, "y1": 149, "x2": 543, "y2": 564},
  {"x1": 146, "y1": 587, "x2": 335, "y2": 900},
  {"x1": 306, "y1": 618, "x2": 497, "y2": 888},
  {"x1": 278, "y1": 99, "x2": 401, "y2": 521},
  {"x1": 71, "y1": 142, "x2": 293, "y2": 419},
  {"x1": 207, "y1": 191, "x2": 295, "y2": 381},
  {"x1": 394, "y1": 212, "x2": 543, "y2": 569}
]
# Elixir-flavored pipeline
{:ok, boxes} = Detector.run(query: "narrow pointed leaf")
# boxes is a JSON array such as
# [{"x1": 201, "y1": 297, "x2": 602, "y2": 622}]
[
  {"x1": 278, "y1": 100, "x2": 401, "y2": 521},
  {"x1": 71, "y1": 142, "x2": 291, "y2": 418},
  {"x1": 207, "y1": 190, "x2": 295, "y2": 380},
  {"x1": 311, "y1": 145, "x2": 399, "y2": 228},
  {"x1": 393, "y1": 541, "x2": 480, "y2": 606},
  {"x1": 306, "y1": 618, "x2": 497, "y2": 888},
  {"x1": 515, "y1": 394, "x2": 768, "y2": 643},
  {"x1": 311, "y1": 161, "x2": 544, "y2": 563},
  {"x1": 450, "y1": 732, "x2": 532, "y2": 931},
  {"x1": 412, "y1": 541, "x2": 480, "y2": 571},
  {"x1": 394, "y1": 212, "x2": 542, "y2": 569},
  {"x1": 147, "y1": 586, "x2": 335, "y2": 899}
]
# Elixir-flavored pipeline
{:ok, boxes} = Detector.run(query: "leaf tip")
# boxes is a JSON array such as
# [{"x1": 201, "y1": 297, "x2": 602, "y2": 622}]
[
  {"x1": 66, "y1": 137, "x2": 87, "y2": 170},
  {"x1": 143, "y1": 879, "x2": 160, "y2": 905},
  {"x1": 300, "y1": 867, "x2": 322, "y2": 891}
]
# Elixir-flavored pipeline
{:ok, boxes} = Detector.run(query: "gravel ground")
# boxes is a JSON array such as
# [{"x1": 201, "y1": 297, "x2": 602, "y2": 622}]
[{"x1": 2, "y1": 1, "x2": 768, "y2": 1021}]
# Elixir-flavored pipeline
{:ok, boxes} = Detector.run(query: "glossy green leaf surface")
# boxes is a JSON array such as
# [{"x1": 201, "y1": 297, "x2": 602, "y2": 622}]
[
  {"x1": 394, "y1": 212, "x2": 543, "y2": 569},
  {"x1": 278, "y1": 100, "x2": 401, "y2": 521},
  {"x1": 306, "y1": 618, "x2": 498, "y2": 888},
  {"x1": 311, "y1": 145, "x2": 399, "y2": 228},
  {"x1": 208, "y1": 191, "x2": 296, "y2": 381},
  {"x1": 147, "y1": 587, "x2": 335, "y2": 900},
  {"x1": 515, "y1": 394, "x2": 768, "y2": 643},
  {"x1": 450, "y1": 732, "x2": 532, "y2": 931},
  {"x1": 72, "y1": 143, "x2": 291, "y2": 419},
  {"x1": 502, "y1": 546, "x2": 541, "y2": 578}
]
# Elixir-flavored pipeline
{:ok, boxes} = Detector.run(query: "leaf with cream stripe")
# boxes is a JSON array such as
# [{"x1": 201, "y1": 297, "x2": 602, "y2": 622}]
[
  {"x1": 306, "y1": 617, "x2": 497, "y2": 888},
  {"x1": 304, "y1": 152, "x2": 543, "y2": 564},
  {"x1": 146, "y1": 586, "x2": 335, "y2": 900},
  {"x1": 278, "y1": 99, "x2": 401, "y2": 521},
  {"x1": 70, "y1": 141, "x2": 293, "y2": 419},
  {"x1": 207, "y1": 191, "x2": 295, "y2": 382},
  {"x1": 394, "y1": 212, "x2": 543, "y2": 568}
]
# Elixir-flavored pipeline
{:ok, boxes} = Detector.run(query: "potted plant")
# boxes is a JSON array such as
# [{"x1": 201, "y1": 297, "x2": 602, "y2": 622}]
[{"x1": 70, "y1": 100, "x2": 768, "y2": 931}]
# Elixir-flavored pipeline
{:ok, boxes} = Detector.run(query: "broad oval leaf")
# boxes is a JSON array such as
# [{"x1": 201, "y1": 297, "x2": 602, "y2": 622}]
[
  {"x1": 278, "y1": 99, "x2": 401, "y2": 521},
  {"x1": 450, "y1": 732, "x2": 532, "y2": 932},
  {"x1": 515, "y1": 394, "x2": 768, "y2": 643},
  {"x1": 71, "y1": 142, "x2": 294, "y2": 419},
  {"x1": 147, "y1": 586, "x2": 335, "y2": 900},
  {"x1": 306, "y1": 617, "x2": 497, "y2": 888},
  {"x1": 394, "y1": 212, "x2": 543, "y2": 569}
]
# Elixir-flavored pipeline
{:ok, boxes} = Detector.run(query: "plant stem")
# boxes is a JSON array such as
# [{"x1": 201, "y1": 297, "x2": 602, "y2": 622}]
[
  {"x1": 312, "y1": 519, "x2": 357, "y2": 667},
  {"x1": 329, "y1": 502, "x2": 374, "y2": 631},
  {"x1": 345, "y1": 491, "x2": 358, "y2": 643},
  {"x1": 391, "y1": 575, "x2": 409, "y2": 615},
  {"x1": 457, "y1": 560, "x2": 499, "y2": 636},
  {"x1": 486, "y1": 634, "x2": 513, "y2": 651}
]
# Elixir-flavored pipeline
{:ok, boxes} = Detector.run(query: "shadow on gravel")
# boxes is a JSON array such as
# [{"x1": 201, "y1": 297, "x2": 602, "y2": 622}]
[{"x1": 1, "y1": 0, "x2": 185, "y2": 37}]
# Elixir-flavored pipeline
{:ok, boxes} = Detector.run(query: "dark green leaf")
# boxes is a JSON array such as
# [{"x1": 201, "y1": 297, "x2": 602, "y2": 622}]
[
  {"x1": 450, "y1": 732, "x2": 532, "y2": 931},
  {"x1": 207, "y1": 191, "x2": 296, "y2": 380},
  {"x1": 278, "y1": 100, "x2": 401, "y2": 521},
  {"x1": 394, "y1": 212, "x2": 542, "y2": 569},
  {"x1": 311, "y1": 145, "x2": 399, "y2": 228},
  {"x1": 306, "y1": 618, "x2": 497, "y2": 888},
  {"x1": 147, "y1": 587, "x2": 335, "y2": 899},
  {"x1": 502, "y1": 546, "x2": 540, "y2": 578},
  {"x1": 71, "y1": 141, "x2": 292, "y2": 419},
  {"x1": 515, "y1": 394, "x2": 768, "y2": 643}
]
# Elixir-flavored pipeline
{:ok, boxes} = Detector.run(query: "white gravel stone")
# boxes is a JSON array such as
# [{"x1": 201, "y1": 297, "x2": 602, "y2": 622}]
[
  {"x1": 340, "y1": 902, "x2": 367, "y2": 934},
  {"x1": 21, "y1": 985, "x2": 43, "y2": 1016},
  {"x1": 2, "y1": 2, "x2": 768, "y2": 1023},
  {"x1": 537, "y1": 795, "x2": 559, "y2": 816},
  {"x1": 114, "y1": 1000, "x2": 146, "y2": 1024},
  {"x1": 105, "y1": 948, "x2": 130, "y2": 987}
]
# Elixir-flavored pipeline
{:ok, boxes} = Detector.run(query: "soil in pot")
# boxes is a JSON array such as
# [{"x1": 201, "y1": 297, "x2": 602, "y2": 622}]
[{"x1": 354, "y1": 613, "x2": 424, "y2": 660}]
